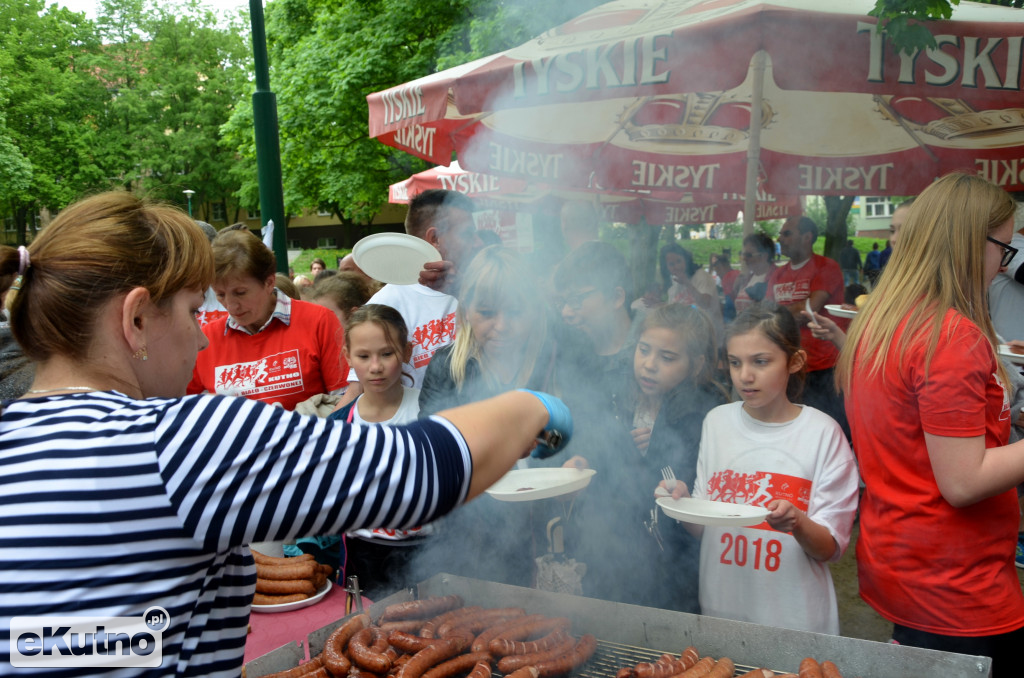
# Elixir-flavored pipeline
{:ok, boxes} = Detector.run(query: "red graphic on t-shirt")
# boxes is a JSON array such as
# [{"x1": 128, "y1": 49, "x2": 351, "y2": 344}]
[
  {"x1": 213, "y1": 349, "x2": 304, "y2": 399},
  {"x1": 412, "y1": 313, "x2": 456, "y2": 352},
  {"x1": 706, "y1": 470, "x2": 811, "y2": 530},
  {"x1": 770, "y1": 279, "x2": 811, "y2": 304}
]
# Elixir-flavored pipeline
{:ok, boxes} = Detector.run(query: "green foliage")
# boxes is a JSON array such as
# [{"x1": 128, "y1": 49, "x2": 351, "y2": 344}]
[
  {"x1": 290, "y1": 248, "x2": 351, "y2": 274},
  {"x1": 870, "y1": 0, "x2": 1023, "y2": 54}
]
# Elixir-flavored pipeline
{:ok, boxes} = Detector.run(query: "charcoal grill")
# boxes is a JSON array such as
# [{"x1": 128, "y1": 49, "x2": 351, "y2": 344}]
[{"x1": 246, "y1": 573, "x2": 991, "y2": 678}]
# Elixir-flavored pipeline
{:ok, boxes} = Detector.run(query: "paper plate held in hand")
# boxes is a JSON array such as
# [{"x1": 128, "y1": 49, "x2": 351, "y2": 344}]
[
  {"x1": 657, "y1": 497, "x2": 769, "y2": 527},
  {"x1": 998, "y1": 344, "x2": 1024, "y2": 365},
  {"x1": 252, "y1": 580, "x2": 331, "y2": 614},
  {"x1": 486, "y1": 468, "x2": 596, "y2": 502},
  {"x1": 824, "y1": 304, "x2": 857, "y2": 319},
  {"x1": 352, "y1": 233, "x2": 441, "y2": 285}
]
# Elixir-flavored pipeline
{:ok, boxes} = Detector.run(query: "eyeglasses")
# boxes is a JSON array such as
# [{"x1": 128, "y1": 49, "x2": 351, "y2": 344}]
[
  {"x1": 741, "y1": 251, "x2": 764, "y2": 259},
  {"x1": 987, "y1": 236, "x2": 1018, "y2": 268},
  {"x1": 558, "y1": 288, "x2": 601, "y2": 310}
]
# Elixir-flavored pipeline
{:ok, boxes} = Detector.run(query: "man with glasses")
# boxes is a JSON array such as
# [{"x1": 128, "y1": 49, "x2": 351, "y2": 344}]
[{"x1": 768, "y1": 215, "x2": 849, "y2": 439}]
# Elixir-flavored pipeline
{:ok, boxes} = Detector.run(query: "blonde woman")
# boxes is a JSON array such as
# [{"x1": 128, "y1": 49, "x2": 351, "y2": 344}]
[
  {"x1": 837, "y1": 172, "x2": 1024, "y2": 675},
  {"x1": 419, "y1": 245, "x2": 556, "y2": 415}
]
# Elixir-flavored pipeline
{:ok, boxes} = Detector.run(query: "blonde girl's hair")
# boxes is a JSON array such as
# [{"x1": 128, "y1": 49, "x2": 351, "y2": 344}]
[
  {"x1": 726, "y1": 303, "x2": 806, "y2": 402},
  {"x1": 1, "y1": 191, "x2": 213, "y2": 363},
  {"x1": 835, "y1": 172, "x2": 1015, "y2": 391},
  {"x1": 640, "y1": 302, "x2": 729, "y2": 401},
  {"x1": 345, "y1": 304, "x2": 414, "y2": 386},
  {"x1": 449, "y1": 245, "x2": 547, "y2": 390}
]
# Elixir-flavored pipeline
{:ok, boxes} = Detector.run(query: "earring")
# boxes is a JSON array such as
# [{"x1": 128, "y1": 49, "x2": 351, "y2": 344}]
[{"x1": 133, "y1": 347, "x2": 148, "y2": 362}]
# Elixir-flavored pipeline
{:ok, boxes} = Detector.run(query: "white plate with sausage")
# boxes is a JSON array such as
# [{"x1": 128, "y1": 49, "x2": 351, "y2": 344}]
[
  {"x1": 252, "y1": 580, "x2": 331, "y2": 614},
  {"x1": 998, "y1": 344, "x2": 1024, "y2": 365},
  {"x1": 656, "y1": 497, "x2": 770, "y2": 527},
  {"x1": 823, "y1": 304, "x2": 857, "y2": 319},
  {"x1": 486, "y1": 468, "x2": 596, "y2": 502}
]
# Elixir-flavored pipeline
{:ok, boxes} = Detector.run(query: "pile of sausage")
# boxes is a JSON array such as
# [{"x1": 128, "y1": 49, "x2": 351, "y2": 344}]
[
  {"x1": 259, "y1": 595, "x2": 595, "y2": 678},
  {"x1": 255, "y1": 596, "x2": 849, "y2": 678},
  {"x1": 252, "y1": 550, "x2": 334, "y2": 606},
  {"x1": 615, "y1": 652, "x2": 847, "y2": 678}
]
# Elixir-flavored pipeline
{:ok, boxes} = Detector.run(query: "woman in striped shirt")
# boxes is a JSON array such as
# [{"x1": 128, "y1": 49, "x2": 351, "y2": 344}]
[{"x1": 0, "y1": 192, "x2": 569, "y2": 678}]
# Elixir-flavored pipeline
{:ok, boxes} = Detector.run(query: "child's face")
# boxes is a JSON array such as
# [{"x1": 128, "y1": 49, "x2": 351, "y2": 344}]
[
  {"x1": 634, "y1": 327, "x2": 692, "y2": 398},
  {"x1": 727, "y1": 329, "x2": 802, "y2": 422},
  {"x1": 344, "y1": 323, "x2": 407, "y2": 395}
]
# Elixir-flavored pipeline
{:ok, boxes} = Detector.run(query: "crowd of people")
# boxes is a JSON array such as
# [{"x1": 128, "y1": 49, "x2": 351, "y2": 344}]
[{"x1": 2, "y1": 173, "x2": 1024, "y2": 677}]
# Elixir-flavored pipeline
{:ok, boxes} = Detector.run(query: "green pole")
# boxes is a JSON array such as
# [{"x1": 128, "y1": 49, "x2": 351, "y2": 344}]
[{"x1": 249, "y1": 0, "x2": 288, "y2": 273}]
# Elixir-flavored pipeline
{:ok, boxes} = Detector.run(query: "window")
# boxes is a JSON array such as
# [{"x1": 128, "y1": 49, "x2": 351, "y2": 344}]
[
  {"x1": 317, "y1": 237, "x2": 338, "y2": 248},
  {"x1": 288, "y1": 239, "x2": 302, "y2": 249},
  {"x1": 863, "y1": 196, "x2": 896, "y2": 219},
  {"x1": 317, "y1": 208, "x2": 332, "y2": 217},
  {"x1": 249, "y1": 208, "x2": 261, "y2": 220},
  {"x1": 211, "y1": 202, "x2": 226, "y2": 222}
]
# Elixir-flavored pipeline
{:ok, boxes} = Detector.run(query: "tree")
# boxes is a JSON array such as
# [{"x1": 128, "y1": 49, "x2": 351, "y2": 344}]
[
  {"x1": 92, "y1": 0, "x2": 251, "y2": 216},
  {"x1": 871, "y1": 0, "x2": 1023, "y2": 53},
  {"x1": 0, "y1": 0, "x2": 114, "y2": 243},
  {"x1": 222, "y1": 0, "x2": 605, "y2": 236}
]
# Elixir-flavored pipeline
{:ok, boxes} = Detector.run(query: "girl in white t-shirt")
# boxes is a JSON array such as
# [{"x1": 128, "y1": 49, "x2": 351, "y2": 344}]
[
  {"x1": 658, "y1": 304, "x2": 858, "y2": 633},
  {"x1": 328, "y1": 304, "x2": 428, "y2": 600}
]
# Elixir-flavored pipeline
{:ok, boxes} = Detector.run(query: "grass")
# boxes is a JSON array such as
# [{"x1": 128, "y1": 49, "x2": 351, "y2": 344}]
[{"x1": 290, "y1": 248, "x2": 351, "y2": 275}]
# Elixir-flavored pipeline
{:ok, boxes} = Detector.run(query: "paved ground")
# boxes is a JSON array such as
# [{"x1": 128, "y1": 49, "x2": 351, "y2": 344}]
[{"x1": 830, "y1": 524, "x2": 1024, "y2": 642}]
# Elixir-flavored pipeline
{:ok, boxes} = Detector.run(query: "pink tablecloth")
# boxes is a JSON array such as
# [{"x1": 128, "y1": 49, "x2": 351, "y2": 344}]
[{"x1": 244, "y1": 585, "x2": 374, "y2": 663}]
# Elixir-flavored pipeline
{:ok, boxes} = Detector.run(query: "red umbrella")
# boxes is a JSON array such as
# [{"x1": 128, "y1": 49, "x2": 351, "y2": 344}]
[
  {"x1": 368, "y1": 0, "x2": 1024, "y2": 232},
  {"x1": 389, "y1": 161, "x2": 801, "y2": 225}
]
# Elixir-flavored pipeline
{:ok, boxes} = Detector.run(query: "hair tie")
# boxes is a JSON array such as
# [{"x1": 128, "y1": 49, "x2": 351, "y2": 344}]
[{"x1": 17, "y1": 246, "x2": 30, "y2": 275}]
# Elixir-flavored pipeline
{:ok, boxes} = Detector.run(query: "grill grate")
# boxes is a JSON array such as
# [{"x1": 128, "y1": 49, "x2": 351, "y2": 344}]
[{"x1": 575, "y1": 639, "x2": 764, "y2": 678}]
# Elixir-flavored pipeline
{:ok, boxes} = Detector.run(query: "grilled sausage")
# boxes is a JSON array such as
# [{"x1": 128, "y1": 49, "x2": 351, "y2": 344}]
[
  {"x1": 420, "y1": 652, "x2": 492, "y2": 678},
  {"x1": 256, "y1": 561, "x2": 319, "y2": 581},
  {"x1": 256, "y1": 578, "x2": 317, "y2": 596},
  {"x1": 441, "y1": 608, "x2": 526, "y2": 639},
  {"x1": 706, "y1": 658, "x2": 734, "y2": 678},
  {"x1": 821, "y1": 661, "x2": 843, "y2": 678},
  {"x1": 737, "y1": 670, "x2": 775, "y2": 678},
  {"x1": 504, "y1": 669, "x2": 539, "y2": 678},
  {"x1": 381, "y1": 620, "x2": 426, "y2": 635},
  {"x1": 381, "y1": 595, "x2": 464, "y2": 623},
  {"x1": 470, "y1": 614, "x2": 546, "y2": 653},
  {"x1": 532, "y1": 634, "x2": 596, "y2": 678},
  {"x1": 633, "y1": 650, "x2": 699, "y2": 678},
  {"x1": 251, "y1": 549, "x2": 316, "y2": 566},
  {"x1": 491, "y1": 617, "x2": 570, "y2": 644},
  {"x1": 674, "y1": 657, "x2": 714, "y2": 678},
  {"x1": 397, "y1": 637, "x2": 463, "y2": 678},
  {"x1": 466, "y1": 662, "x2": 491, "y2": 678},
  {"x1": 389, "y1": 631, "x2": 449, "y2": 655},
  {"x1": 799, "y1": 658, "x2": 823, "y2": 678},
  {"x1": 263, "y1": 655, "x2": 324, "y2": 677},
  {"x1": 253, "y1": 592, "x2": 309, "y2": 606},
  {"x1": 322, "y1": 613, "x2": 370, "y2": 678},
  {"x1": 495, "y1": 632, "x2": 575, "y2": 672},
  {"x1": 349, "y1": 627, "x2": 392, "y2": 674},
  {"x1": 419, "y1": 606, "x2": 482, "y2": 638}
]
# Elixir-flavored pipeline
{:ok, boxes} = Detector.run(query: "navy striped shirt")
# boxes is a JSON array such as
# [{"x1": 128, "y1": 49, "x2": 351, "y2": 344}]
[{"x1": 0, "y1": 391, "x2": 471, "y2": 677}]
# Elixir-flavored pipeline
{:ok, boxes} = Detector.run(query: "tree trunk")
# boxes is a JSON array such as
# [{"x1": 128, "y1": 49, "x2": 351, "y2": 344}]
[
  {"x1": 823, "y1": 196, "x2": 855, "y2": 261},
  {"x1": 628, "y1": 221, "x2": 661, "y2": 302}
]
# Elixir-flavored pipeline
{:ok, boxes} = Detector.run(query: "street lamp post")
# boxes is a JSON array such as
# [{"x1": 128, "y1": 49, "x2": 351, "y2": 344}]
[{"x1": 183, "y1": 189, "x2": 195, "y2": 218}]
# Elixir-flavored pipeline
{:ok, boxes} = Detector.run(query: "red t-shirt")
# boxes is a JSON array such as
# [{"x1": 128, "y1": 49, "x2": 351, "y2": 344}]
[
  {"x1": 846, "y1": 309, "x2": 1024, "y2": 636},
  {"x1": 766, "y1": 254, "x2": 844, "y2": 372},
  {"x1": 188, "y1": 300, "x2": 347, "y2": 410}
]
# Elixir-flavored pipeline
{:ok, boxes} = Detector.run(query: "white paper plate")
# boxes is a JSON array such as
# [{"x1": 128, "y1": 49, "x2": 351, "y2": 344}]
[
  {"x1": 824, "y1": 304, "x2": 857, "y2": 319},
  {"x1": 486, "y1": 468, "x2": 596, "y2": 502},
  {"x1": 352, "y1": 233, "x2": 441, "y2": 285},
  {"x1": 252, "y1": 580, "x2": 331, "y2": 614},
  {"x1": 998, "y1": 345, "x2": 1024, "y2": 365},
  {"x1": 656, "y1": 497, "x2": 770, "y2": 527}
]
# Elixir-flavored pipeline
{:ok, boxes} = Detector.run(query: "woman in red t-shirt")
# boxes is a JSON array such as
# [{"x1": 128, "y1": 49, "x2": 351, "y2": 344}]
[{"x1": 836, "y1": 173, "x2": 1024, "y2": 676}]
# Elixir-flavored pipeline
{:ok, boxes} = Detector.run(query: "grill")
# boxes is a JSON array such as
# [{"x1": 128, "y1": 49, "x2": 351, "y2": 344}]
[{"x1": 246, "y1": 573, "x2": 992, "y2": 678}]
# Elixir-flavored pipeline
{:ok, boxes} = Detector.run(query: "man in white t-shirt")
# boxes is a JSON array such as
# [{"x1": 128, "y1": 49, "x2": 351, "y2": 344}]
[
  {"x1": 989, "y1": 196, "x2": 1024, "y2": 342},
  {"x1": 340, "y1": 190, "x2": 482, "y2": 404}
]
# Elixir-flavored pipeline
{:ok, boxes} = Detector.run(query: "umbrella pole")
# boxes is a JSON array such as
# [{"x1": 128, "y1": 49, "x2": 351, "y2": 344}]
[{"x1": 743, "y1": 51, "x2": 767, "y2": 239}]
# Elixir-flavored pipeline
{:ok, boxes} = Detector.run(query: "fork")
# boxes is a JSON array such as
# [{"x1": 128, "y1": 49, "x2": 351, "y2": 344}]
[{"x1": 655, "y1": 466, "x2": 677, "y2": 498}]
